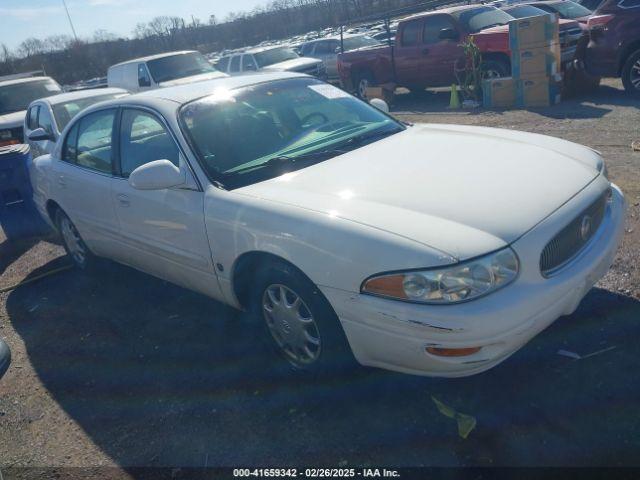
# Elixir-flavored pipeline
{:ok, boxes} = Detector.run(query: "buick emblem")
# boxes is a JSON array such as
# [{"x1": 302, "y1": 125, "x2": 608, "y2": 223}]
[{"x1": 580, "y1": 215, "x2": 592, "y2": 241}]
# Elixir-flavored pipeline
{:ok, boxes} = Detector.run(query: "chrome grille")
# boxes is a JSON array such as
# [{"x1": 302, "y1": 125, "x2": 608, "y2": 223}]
[{"x1": 540, "y1": 189, "x2": 610, "y2": 277}]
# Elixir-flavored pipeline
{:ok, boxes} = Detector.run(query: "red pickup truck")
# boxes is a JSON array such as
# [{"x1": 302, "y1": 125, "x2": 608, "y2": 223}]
[{"x1": 338, "y1": 5, "x2": 579, "y2": 97}]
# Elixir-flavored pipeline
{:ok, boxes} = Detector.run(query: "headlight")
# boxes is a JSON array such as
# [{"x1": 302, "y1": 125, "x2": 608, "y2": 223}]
[{"x1": 361, "y1": 248, "x2": 519, "y2": 304}]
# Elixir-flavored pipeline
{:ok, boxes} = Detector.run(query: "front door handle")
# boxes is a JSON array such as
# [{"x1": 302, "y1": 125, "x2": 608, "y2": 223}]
[{"x1": 117, "y1": 193, "x2": 130, "y2": 207}]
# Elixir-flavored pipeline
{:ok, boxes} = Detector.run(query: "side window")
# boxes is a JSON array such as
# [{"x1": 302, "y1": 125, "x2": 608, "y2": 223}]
[
  {"x1": 76, "y1": 109, "x2": 116, "y2": 174},
  {"x1": 27, "y1": 106, "x2": 40, "y2": 130},
  {"x1": 401, "y1": 20, "x2": 423, "y2": 46},
  {"x1": 242, "y1": 55, "x2": 258, "y2": 71},
  {"x1": 119, "y1": 109, "x2": 179, "y2": 178},
  {"x1": 229, "y1": 56, "x2": 241, "y2": 73},
  {"x1": 217, "y1": 56, "x2": 230, "y2": 72},
  {"x1": 300, "y1": 43, "x2": 314, "y2": 56},
  {"x1": 62, "y1": 122, "x2": 79, "y2": 163},
  {"x1": 423, "y1": 16, "x2": 457, "y2": 44},
  {"x1": 138, "y1": 63, "x2": 151, "y2": 87},
  {"x1": 37, "y1": 107, "x2": 54, "y2": 135},
  {"x1": 620, "y1": 0, "x2": 639, "y2": 7},
  {"x1": 314, "y1": 41, "x2": 333, "y2": 54}
]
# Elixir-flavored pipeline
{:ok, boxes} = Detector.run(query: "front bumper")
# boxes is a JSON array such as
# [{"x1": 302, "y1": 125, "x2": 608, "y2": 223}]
[{"x1": 321, "y1": 181, "x2": 626, "y2": 377}]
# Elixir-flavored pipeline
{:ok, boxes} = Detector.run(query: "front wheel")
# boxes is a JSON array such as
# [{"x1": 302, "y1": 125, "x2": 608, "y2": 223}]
[
  {"x1": 354, "y1": 71, "x2": 375, "y2": 99},
  {"x1": 55, "y1": 209, "x2": 94, "y2": 270},
  {"x1": 250, "y1": 261, "x2": 355, "y2": 375},
  {"x1": 621, "y1": 49, "x2": 640, "y2": 96}
]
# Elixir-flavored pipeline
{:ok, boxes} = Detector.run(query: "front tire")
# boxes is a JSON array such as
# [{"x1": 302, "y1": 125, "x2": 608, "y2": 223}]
[
  {"x1": 55, "y1": 209, "x2": 94, "y2": 270},
  {"x1": 354, "y1": 70, "x2": 375, "y2": 99},
  {"x1": 249, "y1": 261, "x2": 355, "y2": 375},
  {"x1": 621, "y1": 49, "x2": 640, "y2": 96}
]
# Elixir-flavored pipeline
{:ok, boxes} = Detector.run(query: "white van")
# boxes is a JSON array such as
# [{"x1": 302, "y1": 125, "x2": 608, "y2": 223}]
[{"x1": 107, "y1": 50, "x2": 226, "y2": 93}]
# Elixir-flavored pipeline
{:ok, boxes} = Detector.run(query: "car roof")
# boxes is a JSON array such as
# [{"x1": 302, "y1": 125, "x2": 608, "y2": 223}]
[
  {"x1": 403, "y1": 3, "x2": 497, "y2": 20},
  {"x1": 37, "y1": 88, "x2": 128, "y2": 106},
  {"x1": 109, "y1": 51, "x2": 199, "y2": 68},
  {"x1": 0, "y1": 76, "x2": 57, "y2": 88},
  {"x1": 302, "y1": 33, "x2": 370, "y2": 44}
]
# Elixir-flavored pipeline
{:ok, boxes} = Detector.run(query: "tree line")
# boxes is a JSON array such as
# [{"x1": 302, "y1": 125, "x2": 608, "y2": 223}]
[{"x1": 0, "y1": 0, "x2": 436, "y2": 85}]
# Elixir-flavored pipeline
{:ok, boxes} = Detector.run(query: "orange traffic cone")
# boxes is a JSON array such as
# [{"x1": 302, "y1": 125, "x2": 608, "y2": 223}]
[{"x1": 449, "y1": 84, "x2": 461, "y2": 109}]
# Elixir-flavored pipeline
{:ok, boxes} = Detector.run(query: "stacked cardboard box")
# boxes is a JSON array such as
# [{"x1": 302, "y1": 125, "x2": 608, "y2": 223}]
[{"x1": 483, "y1": 14, "x2": 562, "y2": 108}]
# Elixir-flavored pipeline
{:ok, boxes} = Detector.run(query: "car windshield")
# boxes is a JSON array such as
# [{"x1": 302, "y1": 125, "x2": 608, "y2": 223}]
[
  {"x1": 52, "y1": 93, "x2": 128, "y2": 131},
  {"x1": 550, "y1": 1, "x2": 592, "y2": 18},
  {"x1": 254, "y1": 47, "x2": 300, "y2": 68},
  {"x1": 452, "y1": 6, "x2": 514, "y2": 33},
  {"x1": 147, "y1": 52, "x2": 217, "y2": 83},
  {"x1": 504, "y1": 5, "x2": 550, "y2": 17},
  {"x1": 179, "y1": 77, "x2": 404, "y2": 189},
  {"x1": 0, "y1": 79, "x2": 61, "y2": 115},
  {"x1": 343, "y1": 36, "x2": 381, "y2": 51}
]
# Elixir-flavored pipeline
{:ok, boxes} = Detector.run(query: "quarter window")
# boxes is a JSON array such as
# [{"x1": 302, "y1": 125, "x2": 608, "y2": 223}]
[
  {"x1": 62, "y1": 122, "x2": 79, "y2": 163},
  {"x1": 119, "y1": 109, "x2": 179, "y2": 177},
  {"x1": 401, "y1": 21, "x2": 423, "y2": 46},
  {"x1": 75, "y1": 109, "x2": 116, "y2": 174}
]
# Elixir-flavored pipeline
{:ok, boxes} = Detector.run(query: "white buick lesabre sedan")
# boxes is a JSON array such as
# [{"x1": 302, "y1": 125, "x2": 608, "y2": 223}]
[{"x1": 30, "y1": 72, "x2": 626, "y2": 377}]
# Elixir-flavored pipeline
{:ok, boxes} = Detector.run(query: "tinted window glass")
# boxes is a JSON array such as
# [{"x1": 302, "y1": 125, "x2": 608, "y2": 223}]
[
  {"x1": 0, "y1": 79, "x2": 61, "y2": 115},
  {"x1": 52, "y1": 93, "x2": 127, "y2": 131},
  {"x1": 62, "y1": 122, "x2": 79, "y2": 163},
  {"x1": 254, "y1": 47, "x2": 299, "y2": 67},
  {"x1": 504, "y1": 5, "x2": 550, "y2": 17},
  {"x1": 76, "y1": 109, "x2": 116, "y2": 174},
  {"x1": 242, "y1": 55, "x2": 258, "y2": 71},
  {"x1": 217, "y1": 57, "x2": 230, "y2": 72},
  {"x1": 146, "y1": 52, "x2": 216, "y2": 83},
  {"x1": 119, "y1": 110, "x2": 179, "y2": 177},
  {"x1": 300, "y1": 43, "x2": 315, "y2": 56},
  {"x1": 314, "y1": 41, "x2": 334, "y2": 54},
  {"x1": 401, "y1": 21, "x2": 423, "y2": 46},
  {"x1": 138, "y1": 64, "x2": 151, "y2": 86},
  {"x1": 620, "y1": 0, "x2": 640, "y2": 6},
  {"x1": 343, "y1": 36, "x2": 380, "y2": 50},
  {"x1": 551, "y1": 0, "x2": 593, "y2": 17},
  {"x1": 229, "y1": 56, "x2": 241, "y2": 73},
  {"x1": 27, "y1": 106, "x2": 40, "y2": 130},
  {"x1": 423, "y1": 16, "x2": 457, "y2": 44},
  {"x1": 451, "y1": 7, "x2": 513, "y2": 33}
]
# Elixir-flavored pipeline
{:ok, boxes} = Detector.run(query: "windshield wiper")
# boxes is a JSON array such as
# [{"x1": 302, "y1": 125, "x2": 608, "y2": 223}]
[
  {"x1": 342, "y1": 127, "x2": 402, "y2": 148},
  {"x1": 224, "y1": 148, "x2": 347, "y2": 176}
]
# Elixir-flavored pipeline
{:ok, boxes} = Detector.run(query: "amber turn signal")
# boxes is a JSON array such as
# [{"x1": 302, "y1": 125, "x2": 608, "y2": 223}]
[{"x1": 426, "y1": 346, "x2": 482, "y2": 357}]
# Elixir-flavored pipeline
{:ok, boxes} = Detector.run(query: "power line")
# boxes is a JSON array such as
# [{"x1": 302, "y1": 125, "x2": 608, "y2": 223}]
[{"x1": 61, "y1": 0, "x2": 79, "y2": 42}]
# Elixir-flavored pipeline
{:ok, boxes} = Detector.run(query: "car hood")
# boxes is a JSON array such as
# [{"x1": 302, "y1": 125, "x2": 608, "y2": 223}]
[
  {"x1": 158, "y1": 71, "x2": 227, "y2": 87},
  {"x1": 262, "y1": 57, "x2": 322, "y2": 72},
  {"x1": 236, "y1": 124, "x2": 602, "y2": 260},
  {"x1": 0, "y1": 110, "x2": 26, "y2": 129}
]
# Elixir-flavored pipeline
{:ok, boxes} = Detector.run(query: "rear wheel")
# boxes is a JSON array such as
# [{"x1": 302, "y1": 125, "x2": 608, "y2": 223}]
[
  {"x1": 621, "y1": 49, "x2": 640, "y2": 96},
  {"x1": 354, "y1": 70, "x2": 375, "y2": 99},
  {"x1": 481, "y1": 59, "x2": 510, "y2": 79},
  {"x1": 55, "y1": 209, "x2": 94, "y2": 270},
  {"x1": 249, "y1": 260, "x2": 355, "y2": 375}
]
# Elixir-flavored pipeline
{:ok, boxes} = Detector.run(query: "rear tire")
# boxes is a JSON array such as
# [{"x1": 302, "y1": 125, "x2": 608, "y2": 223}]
[
  {"x1": 55, "y1": 209, "x2": 95, "y2": 270},
  {"x1": 249, "y1": 260, "x2": 356, "y2": 376},
  {"x1": 354, "y1": 70, "x2": 375, "y2": 99},
  {"x1": 621, "y1": 49, "x2": 640, "y2": 96}
]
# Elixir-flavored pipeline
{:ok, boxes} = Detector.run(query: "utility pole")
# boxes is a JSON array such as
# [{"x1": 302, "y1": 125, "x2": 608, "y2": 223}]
[{"x1": 61, "y1": 0, "x2": 79, "y2": 42}]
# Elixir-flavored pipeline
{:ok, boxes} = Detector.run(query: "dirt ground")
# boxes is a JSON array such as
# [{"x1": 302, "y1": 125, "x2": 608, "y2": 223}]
[{"x1": 0, "y1": 79, "x2": 639, "y2": 472}]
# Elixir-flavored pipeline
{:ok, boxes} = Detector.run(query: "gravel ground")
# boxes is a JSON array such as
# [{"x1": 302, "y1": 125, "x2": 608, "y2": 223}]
[{"x1": 0, "y1": 79, "x2": 638, "y2": 472}]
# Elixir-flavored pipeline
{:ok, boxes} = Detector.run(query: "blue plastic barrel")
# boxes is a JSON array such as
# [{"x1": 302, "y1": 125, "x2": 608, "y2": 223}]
[{"x1": 0, "y1": 144, "x2": 50, "y2": 241}]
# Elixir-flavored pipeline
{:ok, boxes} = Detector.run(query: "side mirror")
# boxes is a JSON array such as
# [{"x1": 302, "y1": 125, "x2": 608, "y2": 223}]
[
  {"x1": 28, "y1": 127, "x2": 54, "y2": 142},
  {"x1": 0, "y1": 339, "x2": 10, "y2": 380},
  {"x1": 128, "y1": 160, "x2": 185, "y2": 191},
  {"x1": 370, "y1": 98, "x2": 390, "y2": 113},
  {"x1": 438, "y1": 28, "x2": 460, "y2": 41}
]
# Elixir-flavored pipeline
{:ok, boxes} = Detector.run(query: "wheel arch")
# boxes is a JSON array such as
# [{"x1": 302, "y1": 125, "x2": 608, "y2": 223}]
[{"x1": 45, "y1": 199, "x2": 62, "y2": 225}]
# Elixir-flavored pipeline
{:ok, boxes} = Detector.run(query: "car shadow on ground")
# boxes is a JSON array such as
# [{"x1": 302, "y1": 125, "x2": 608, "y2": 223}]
[
  {"x1": 392, "y1": 84, "x2": 639, "y2": 119},
  {"x1": 6, "y1": 259, "x2": 640, "y2": 467}
]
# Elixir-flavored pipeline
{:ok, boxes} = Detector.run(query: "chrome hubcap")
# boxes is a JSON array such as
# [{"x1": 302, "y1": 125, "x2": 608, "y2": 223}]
[
  {"x1": 60, "y1": 217, "x2": 86, "y2": 266},
  {"x1": 262, "y1": 284, "x2": 321, "y2": 367},
  {"x1": 485, "y1": 68, "x2": 501, "y2": 79},
  {"x1": 358, "y1": 78, "x2": 369, "y2": 98},
  {"x1": 631, "y1": 59, "x2": 640, "y2": 90}
]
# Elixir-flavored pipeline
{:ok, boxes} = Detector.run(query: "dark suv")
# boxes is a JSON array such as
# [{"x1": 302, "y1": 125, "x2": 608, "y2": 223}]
[{"x1": 581, "y1": 0, "x2": 640, "y2": 95}]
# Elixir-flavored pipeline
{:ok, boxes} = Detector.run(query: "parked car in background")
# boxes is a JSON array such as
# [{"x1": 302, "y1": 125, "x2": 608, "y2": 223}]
[
  {"x1": 579, "y1": 0, "x2": 640, "y2": 95},
  {"x1": 0, "y1": 77, "x2": 62, "y2": 147},
  {"x1": 371, "y1": 28, "x2": 397, "y2": 44},
  {"x1": 300, "y1": 34, "x2": 381, "y2": 83},
  {"x1": 528, "y1": 0, "x2": 593, "y2": 23},
  {"x1": 30, "y1": 73, "x2": 624, "y2": 377},
  {"x1": 24, "y1": 88, "x2": 129, "y2": 158},
  {"x1": 107, "y1": 51, "x2": 225, "y2": 93},
  {"x1": 338, "y1": 5, "x2": 576, "y2": 97},
  {"x1": 216, "y1": 46, "x2": 326, "y2": 78},
  {"x1": 494, "y1": 2, "x2": 585, "y2": 63},
  {"x1": 575, "y1": 0, "x2": 603, "y2": 11}
]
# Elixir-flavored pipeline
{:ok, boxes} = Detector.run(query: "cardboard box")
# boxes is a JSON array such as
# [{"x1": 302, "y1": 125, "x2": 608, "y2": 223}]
[
  {"x1": 511, "y1": 43, "x2": 560, "y2": 78},
  {"x1": 509, "y1": 14, "x2": 559, "y2": 51},
  {"x1": 483, "y1": 77, "x2": 516, "y2": 108},
  {"x1": 364, "y1": 85, "x2": 395, "y2": 105},
  {"x1": 516, "y1": 75, "x2": 561, "y2": 107}
]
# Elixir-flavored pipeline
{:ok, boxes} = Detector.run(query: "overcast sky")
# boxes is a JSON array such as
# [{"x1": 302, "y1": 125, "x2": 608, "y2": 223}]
[{"x1": 0, "y1": 0, "x2": 267, "y2": 50}]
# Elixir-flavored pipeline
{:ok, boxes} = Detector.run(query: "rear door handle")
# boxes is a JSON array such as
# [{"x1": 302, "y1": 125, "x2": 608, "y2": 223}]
[{"x1": 117, "y1": 194, "x2": 130, "y2": 207}]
